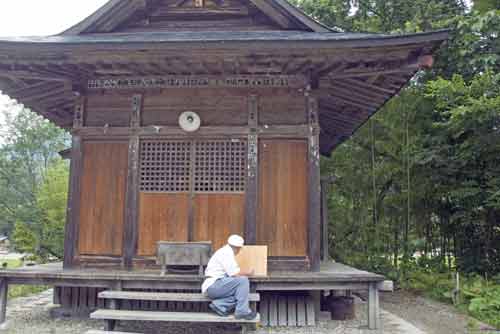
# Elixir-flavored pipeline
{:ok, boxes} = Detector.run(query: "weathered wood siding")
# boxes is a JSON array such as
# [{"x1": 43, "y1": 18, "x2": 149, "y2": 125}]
[
  {"x1": 78, "y1": 142, "x2": 128, "y2": 256},
  {"x1": 257, "y1": 140, "x2": 308, "y2": 257},
  {"x1": 85, "y1": 90, "x2": 306, "y2": 127},
  {"x1": 141, "y1": 90, "x2": 248, "y2": 126},
  {"x1": 85, "y1": 94, "x2": 131, "y2": 127},
  {"x1": 115, "y1": 0, "x2": 281, "y2": 32},
  {"x1": 193, "y1": 194, "x2": 246, "y2": 250},
  {"x1": 259, "y1": 93, "x2": 307, "y2": 125},
  {"x1": 137, "y1": 193, "x2": 190, "y2": 256}
]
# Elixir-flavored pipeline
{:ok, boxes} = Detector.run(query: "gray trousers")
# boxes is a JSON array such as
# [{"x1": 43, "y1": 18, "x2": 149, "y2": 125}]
[{"x1": 206, "y1": 276, "x2": 251, "y2": 316}]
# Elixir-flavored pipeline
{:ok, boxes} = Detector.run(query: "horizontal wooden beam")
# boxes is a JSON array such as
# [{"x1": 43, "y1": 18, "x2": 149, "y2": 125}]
[
  {"x1": 0, "y1": 70, "x2": 70, "y2": 82},
  {"x1": 74, "y1": 125, "x2": 309, "y2": 138}
]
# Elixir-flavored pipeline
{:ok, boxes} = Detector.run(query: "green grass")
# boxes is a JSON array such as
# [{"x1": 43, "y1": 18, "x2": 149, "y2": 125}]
[
  {"x1": 0, "y1": 258, "x2": 22, "y2": 269},
  {"x1": 0, "y1": 257, "x2": 49, "y2": 300}
]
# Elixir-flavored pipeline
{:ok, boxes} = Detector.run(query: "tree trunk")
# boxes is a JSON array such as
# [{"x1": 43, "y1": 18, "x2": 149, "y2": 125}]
[{"x1": 393, "y1": 221, "x2": 399, "y2": 269}]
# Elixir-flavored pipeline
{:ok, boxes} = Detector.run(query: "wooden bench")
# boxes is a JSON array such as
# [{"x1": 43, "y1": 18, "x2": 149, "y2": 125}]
[
  {"x1": 98, "y1": 291, "x2": 260, "y2": 302},
  {"x1": 91, "y1": 290, "x2": 260, "y2": 333},
  {"x1": 90, "y1": 310, "x2": 260, "y2": 333}
]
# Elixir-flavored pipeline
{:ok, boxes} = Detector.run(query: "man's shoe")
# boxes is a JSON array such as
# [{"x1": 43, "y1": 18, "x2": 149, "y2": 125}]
[
  {"x1": 209, "y1": 302, "x2": 229, "y2": 317},
  {"x1": 234, "y1": 310, "x2": 257, "y2": 320}
]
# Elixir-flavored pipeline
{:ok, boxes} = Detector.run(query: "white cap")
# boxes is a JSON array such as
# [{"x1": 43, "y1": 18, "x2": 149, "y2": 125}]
[{"x1": 227, "y1": 235, "x2": 244, "y2": 248}]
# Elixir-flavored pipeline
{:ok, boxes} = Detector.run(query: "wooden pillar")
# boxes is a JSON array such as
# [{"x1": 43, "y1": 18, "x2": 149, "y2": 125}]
[
  {"x1": 63, "y1": 97, "x2": 85, "y2": 268},
  {"x1": 123, "y1": 94, "x2": 142, "y2": 269},
  {"x1": 245, "y1": 95, "x2": 258, "y2": 244},
  {"x1": 0, "y1": 279, "x2": 8, "y2": 325},
  {"x1": 320, "y1": 178, "x2": 330, "y2": 261},
  {"x1": 307, "y1": 93, "x2": 321, "y2": 272}
]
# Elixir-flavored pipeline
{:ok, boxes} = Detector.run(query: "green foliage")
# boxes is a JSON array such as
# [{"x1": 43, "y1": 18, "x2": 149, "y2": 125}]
[
  {"x1": 291, "y1": 0, "x2": 465, "y2": 32},
  {"x1": 11, "y1": 221, "x2": 37, "y2": 255},
  {"x1": 0, "y1": 105, "x2": 69, "y2": 259},
  {"x1": 463, "y1": 279, "x2": 500, "y2": 328},
  {"x1": 291, "y1": 0, "x2": 500, "y2": 327},
  {"x1": 402, "y1": 267, "x2": 500, "y2": 328},
  {"x1": 35, "y1": 160, "x2": 69, "y2": 259},
  {"x1": 11, "y1": 160, "x2": 69, "y2": 260},
  {"x1": 8, "y1": 285, "x2": 49, "y2": 300},
  {"x1": 474, "y1": 0, "x2": 500, "y2": 14}
]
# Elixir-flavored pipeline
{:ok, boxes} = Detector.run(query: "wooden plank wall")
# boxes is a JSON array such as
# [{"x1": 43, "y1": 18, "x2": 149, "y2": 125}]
[
  {"x1": 85, "y1": 90, "x2": 306, "y2": 127},
  {"x1": 193, "y1": 194, "x2": 245, "y2": 251},
  {"x1": 257, "y1": 140, "x2": 308, "y2": 257},
  {"x1": 137, "y1": 193, "x2": 190, "y2": 256},
  {"x1": 85, "y1": 94, "x2": 131, "y2": 127},
  {"x1": 77, "y1": 88, "x2": 312, "y2": 265},
  {"x1": 78, "y1": 142, "x2": 128, "y2": 256},
  {"x1": 141, "y1": 89, "x2": 248, "y2": 126}
]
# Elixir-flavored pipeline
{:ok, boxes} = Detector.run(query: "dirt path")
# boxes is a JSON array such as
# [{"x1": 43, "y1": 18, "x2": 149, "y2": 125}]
[{"x1": 380, "y1": 290, "x2": 492, "y2": 334}]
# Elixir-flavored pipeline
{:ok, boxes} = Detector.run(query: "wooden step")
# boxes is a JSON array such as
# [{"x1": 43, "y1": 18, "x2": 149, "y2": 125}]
[
  {"x1": 98, "y1": 291, "x2": 260, "y2": 302},
  {"x1": 85, "y1": 331, "x2": 142, "y2": 334},
  {"x1": 90, "y1": 309, "x2": 260, "y2": 324}
]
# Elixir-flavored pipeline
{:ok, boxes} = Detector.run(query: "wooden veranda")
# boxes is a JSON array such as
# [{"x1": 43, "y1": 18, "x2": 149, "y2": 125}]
[{"x1": 0, "y1": 261, "x2": 384, "y2": 328}]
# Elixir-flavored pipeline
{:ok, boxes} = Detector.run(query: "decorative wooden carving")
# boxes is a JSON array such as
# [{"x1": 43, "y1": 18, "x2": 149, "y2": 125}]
[
  {"x1": 88, "y1": 75, "x2": 307, "y2": 90},
  {"x1": 73, "y1": 97, "x2": 85, "y2": 128},
  {"x1": 245, "y1": 95, "x2": 259, "y2": 244},
  {"x1": 131, "y1": 94, "x2": 142, "y2": 128},
  {"x1": 247, "y1": 134, "x2": 258, "y2": 178}
]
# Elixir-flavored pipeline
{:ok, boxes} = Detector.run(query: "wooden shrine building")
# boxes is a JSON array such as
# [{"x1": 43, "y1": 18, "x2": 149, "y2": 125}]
[{"x1": 0, "y1": 0, "x2": 448, "y2": 330}]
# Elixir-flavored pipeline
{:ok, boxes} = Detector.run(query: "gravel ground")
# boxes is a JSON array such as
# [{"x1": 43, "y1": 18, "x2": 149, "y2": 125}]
[
  {"x1": 0, "y1": 289, "x2": 468, "y2": 334},
  {"x1": 379, "y1": 290, "x2": 495, "y2": 334}
]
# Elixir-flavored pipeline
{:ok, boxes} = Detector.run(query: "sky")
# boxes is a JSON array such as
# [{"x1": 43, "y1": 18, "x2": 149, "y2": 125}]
[{"x1": 0, "y1": 1, "x2": 108, "y2": 133}]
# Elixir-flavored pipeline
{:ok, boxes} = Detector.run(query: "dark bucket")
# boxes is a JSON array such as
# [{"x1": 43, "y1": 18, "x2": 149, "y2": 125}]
[{"x1": 327, "y1": 296, "x2": 355, "y2": 320}]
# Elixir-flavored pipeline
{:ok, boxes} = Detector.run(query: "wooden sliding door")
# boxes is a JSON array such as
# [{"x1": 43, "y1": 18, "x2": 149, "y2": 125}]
[
  {"x1": 257, "y1": 140, "x2": 308, "y2": 257},
  {"x1": 78, "y1": 142, "x2": 128, "y2": 256}
]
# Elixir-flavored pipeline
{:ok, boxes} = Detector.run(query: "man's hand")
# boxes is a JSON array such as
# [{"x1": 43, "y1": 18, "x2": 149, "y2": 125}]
[{"x1": 236, "y1": 268, "x2": 255, "y2": 277}]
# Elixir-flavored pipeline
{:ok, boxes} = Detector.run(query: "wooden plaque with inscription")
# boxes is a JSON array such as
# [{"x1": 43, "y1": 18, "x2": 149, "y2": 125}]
[{"x1": 235, "y1": 245, "x2": 268, "y2": 277}]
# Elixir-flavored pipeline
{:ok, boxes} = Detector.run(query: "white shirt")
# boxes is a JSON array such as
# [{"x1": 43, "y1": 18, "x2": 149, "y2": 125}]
[{"x1": 201, "y1": 245, "x2": 240, "y2": 293}]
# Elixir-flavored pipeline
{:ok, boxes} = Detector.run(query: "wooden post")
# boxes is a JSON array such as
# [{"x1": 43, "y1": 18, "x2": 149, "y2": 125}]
[
  {"x1": 320, "y1": 178, "x2": 330, "y2": 261},
  {"x1": 63, "y1": 97, "x2": 85, "y2": 268},
  {"x1": 245, "y1": 95, "x2": 259, "y2": 244},
  {"x1": 123, "y1": 94, "x2": 142, "y2": 269},
  {"x1": 307, "y1": 93, "x2": 321, "y2": 272},
  {"x1": 0, "y1": 279, "x2": 8, "y2": 325},
  {"x1": 368, "y1": 282, "x2": 380, "y2": 329}
]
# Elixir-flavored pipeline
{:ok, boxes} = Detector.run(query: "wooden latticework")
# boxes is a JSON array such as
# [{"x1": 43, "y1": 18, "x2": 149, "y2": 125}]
[
  {"x1": 140, "y1": 141, "x2": 192, "y2": 192},
  {"x1": 194, "y1": 140, "x2": 246, "y2": 193},
  {"x1": 140, "y1": 139, "x2": 246, "y2": 193}
]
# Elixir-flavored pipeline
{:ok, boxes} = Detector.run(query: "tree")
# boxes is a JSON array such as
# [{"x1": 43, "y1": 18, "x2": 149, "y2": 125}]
[
  {"x1": 13, "y1": 160, "x2": 69, "y2": 259},
  {"x1": 296, "y1": 0, "x2": 500, "y2": 277},
  {"x1": 0, "y1": 103, "x2": 69, "y2": 257}
]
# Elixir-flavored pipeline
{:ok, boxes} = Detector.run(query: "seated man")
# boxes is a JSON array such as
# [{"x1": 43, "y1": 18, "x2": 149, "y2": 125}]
[{"x1": 202, "y1": 235, "x2": 257, "y2": 320}]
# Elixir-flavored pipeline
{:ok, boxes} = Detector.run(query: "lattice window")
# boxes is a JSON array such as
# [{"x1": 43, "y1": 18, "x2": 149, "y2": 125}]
[
  {"x1": 194, "y1": 140, "x2": 247, "y2": 193},
  {"x1": 140, "y1": 141, "x2": 191, "y2": 192},
  {"x1": 140, "y1": 139, "x2": 246, "y2": 193}
]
